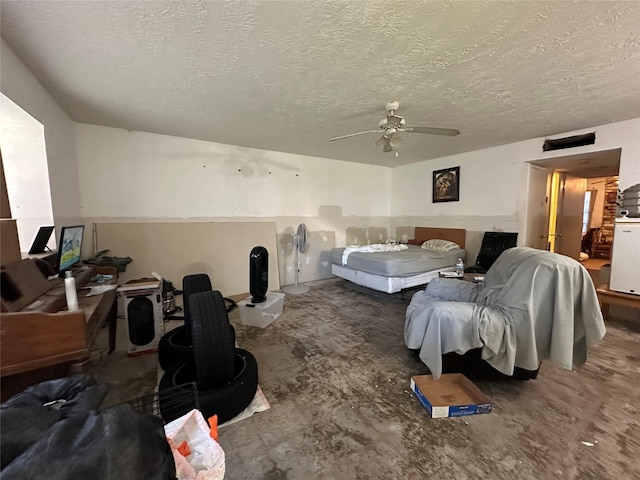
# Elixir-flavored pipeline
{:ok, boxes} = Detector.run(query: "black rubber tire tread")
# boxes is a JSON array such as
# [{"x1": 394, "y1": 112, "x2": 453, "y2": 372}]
[
  {"x1": 189, "y1": 290, "x2": 235, "y2": 389},
  {"x1": 158, "y1": 348, "x2": 258, "y2": 424},
  {"x1": 182, "y1": 274, "x2": 213, "y2": 343},
  {"x1": 157, "y1": 326, "x2": 192, "y2": 371},
  {"x1": 157, "y1": 275, "x2": 212, "y2": 370}
]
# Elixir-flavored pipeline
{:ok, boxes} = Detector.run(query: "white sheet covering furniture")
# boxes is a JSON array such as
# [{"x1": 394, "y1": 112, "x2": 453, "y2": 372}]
[{"x1": 404, "y1": 247, "x2": 606, "y2": 378}]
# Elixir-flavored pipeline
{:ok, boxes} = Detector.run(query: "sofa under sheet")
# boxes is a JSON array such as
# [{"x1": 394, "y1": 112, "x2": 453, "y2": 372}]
[
  {"x1": 404, "y1": 247, "x2": 606, "y2": 378},
  {"x1": 330, "y1": 245, "x2": 465, "y2": 277}
]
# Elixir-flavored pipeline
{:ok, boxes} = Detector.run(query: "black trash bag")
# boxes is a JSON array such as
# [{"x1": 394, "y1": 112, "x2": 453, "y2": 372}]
[
  {"x1": 1, "y1": 404, "x2": 176, "y2": 480},
  {"x1": 1, "y1": 375, "x2": 108, "y2": 470},
  {"x1": 2, "y1": 374, "x2": 107, "y2": 416},
  {"x1": 0, "y1": 406, "x2": 63, "y2": 469}
]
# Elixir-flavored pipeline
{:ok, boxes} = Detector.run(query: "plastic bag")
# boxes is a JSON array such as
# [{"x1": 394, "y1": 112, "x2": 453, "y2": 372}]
[{"x1": 164, "y1": 409, "x2": 225, "y2": 480}]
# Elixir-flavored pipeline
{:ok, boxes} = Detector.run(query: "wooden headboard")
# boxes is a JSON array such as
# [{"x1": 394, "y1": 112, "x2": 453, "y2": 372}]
[{"x1": 414, "y1": 227, "x2": 466, "y2": 249}]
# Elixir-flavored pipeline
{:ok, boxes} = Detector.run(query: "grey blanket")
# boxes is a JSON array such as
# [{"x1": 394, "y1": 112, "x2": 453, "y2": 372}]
[{"x1": 404, "y1": 247, "x2": 606, "y2": 378}]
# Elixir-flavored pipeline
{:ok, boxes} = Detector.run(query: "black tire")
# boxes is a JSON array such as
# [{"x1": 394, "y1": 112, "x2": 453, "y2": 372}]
[
  {"x1": 157, "y1": 326, "x2": 191, "y2": 371},
  {"x1": 158, "y1": 348, "x2": 259, "y2": 424},
  {"x1": 182, "y1": 274, "x2": 213, "y2": 343},
  {"x1": 157, "y1": 274, "x2": 212, "y2": 369},
  {"x1": 189, "y1": 291, "x2": 236, "y2": 389}
]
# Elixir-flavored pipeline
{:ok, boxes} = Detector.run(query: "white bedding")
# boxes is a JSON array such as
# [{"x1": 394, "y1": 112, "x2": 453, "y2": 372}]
[{"x1": 341, "y1": 243, "x2": 409, "y2": 265}]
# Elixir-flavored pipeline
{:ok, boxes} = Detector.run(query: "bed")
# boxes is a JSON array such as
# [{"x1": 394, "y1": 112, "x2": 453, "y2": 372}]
[{"x1": 330, "y1": 227, "x2": 466, "y2": 293}]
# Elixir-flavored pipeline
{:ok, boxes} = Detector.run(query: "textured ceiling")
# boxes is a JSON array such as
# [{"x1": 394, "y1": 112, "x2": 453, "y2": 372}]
[{"x1": 1, "y1": 0, "x2": 639, "y2": 167}]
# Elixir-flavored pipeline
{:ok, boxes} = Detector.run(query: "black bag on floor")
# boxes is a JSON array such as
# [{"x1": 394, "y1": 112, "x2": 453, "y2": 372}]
[
  {"x1": 1, "y1": 404, "x2": 176, "y2": 480},
  {"x1": 1, "y1": 374, "x2": 108, "y2": 469},
  {"x1": 2, "y1": 374, "x2": 107, "y2": 415}
]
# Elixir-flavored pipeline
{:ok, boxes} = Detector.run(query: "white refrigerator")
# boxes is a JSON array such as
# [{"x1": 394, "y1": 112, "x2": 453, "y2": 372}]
[{"x1": 609, "y1": 218, "x2": 640, "y2": 295}]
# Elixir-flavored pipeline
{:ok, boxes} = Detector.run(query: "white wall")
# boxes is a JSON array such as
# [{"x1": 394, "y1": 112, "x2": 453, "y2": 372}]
[
  {"x1": 0, "y1": 39, "x2": 82, "y2": 231},
  {"x1": 0, "y1": 94, "x2": 55, "y2": 251},
  {"x1": 75, "y1": 123, "x2": 392, "y2": 285},
  {"x1": 391, "y1": 118, "x2": 640, "y2": 262}
]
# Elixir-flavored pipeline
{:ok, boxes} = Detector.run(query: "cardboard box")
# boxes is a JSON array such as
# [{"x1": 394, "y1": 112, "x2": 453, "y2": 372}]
[
  {"x1": 238, "y1": 292, "x2": 284, "y2": 328},
  {"x1": 117, "y1": 277, "x2": 161, "y2": 293},
  {"x1": 410, "y1": 374, "x2": 492, "y2": 418}
]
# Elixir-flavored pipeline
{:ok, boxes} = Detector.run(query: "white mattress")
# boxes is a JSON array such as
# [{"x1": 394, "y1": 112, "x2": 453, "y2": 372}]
[
  {"x1": 330, "y1": 245, "x2": 465, "y2": 276},
  {"x1": 331, "y1": 264, "x2": 456, "y2": 294}
]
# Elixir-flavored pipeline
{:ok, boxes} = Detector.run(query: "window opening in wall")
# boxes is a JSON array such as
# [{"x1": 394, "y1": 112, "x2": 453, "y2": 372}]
[
  {"x1": 0, "y1": 93, "x2": 55, "y2": 252},
  {"x1": 582, "y1": 189, "x2": 597, "y2": 235}
]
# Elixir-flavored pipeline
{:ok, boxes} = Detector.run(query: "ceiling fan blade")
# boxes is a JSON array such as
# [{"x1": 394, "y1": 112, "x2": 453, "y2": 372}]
[
  {"x1": 402, "y1": 126, "x2": 460, "y2": 136},
  {"x1": 382, "y1": 139, "x2": 393, "y2": 153},
  {"x1": 330, "y1": 130, "x2": 380, "y2": 141}
]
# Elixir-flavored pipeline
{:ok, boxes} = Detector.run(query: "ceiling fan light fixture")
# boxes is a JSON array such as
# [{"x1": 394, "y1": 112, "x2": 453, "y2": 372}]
[
  {"x1": 329, "y1": 101, "x2": 460, "y2": 155},
  {"x1": 389, "y1": 135, "x2": 401, "y2": 147},
  {"x1": 390, "y1": 135, "x2": 402, "y2": 156}
]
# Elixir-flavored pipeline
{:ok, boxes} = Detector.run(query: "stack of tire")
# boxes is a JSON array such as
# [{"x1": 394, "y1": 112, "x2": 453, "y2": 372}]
[{"x1": 158, "y1": 274, "x2": 258, "y2": 424}]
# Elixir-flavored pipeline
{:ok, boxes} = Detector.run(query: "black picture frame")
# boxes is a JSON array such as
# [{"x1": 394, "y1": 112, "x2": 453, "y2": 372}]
[{"x1": 432, "y1": 166, "x2": 460, "y2": 203}]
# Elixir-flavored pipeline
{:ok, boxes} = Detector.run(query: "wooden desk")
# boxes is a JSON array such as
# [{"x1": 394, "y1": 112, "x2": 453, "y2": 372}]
[
  {"x1": 0, "y1": 262, "x2": 118, "y2": 399},
  {"x1": 596, "y1": 284, "x2": 640, "y2": 320}
]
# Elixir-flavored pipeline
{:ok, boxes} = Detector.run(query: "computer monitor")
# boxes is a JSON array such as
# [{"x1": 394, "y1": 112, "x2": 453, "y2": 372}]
[
  {"x1": 57, "y1": 225, "x2": 84, "y2": 275},
  {"x1": 28, "y1": 226, "x2": 55, "y2": 254}
]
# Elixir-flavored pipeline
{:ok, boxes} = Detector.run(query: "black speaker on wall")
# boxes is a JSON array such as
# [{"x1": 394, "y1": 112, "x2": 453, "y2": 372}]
[
  {"x1": 250, "y1": 246, "x2": 268, "y2": 303},
  {"x1": 127, "y1": 295, "x2": 156, "y2": 346}
]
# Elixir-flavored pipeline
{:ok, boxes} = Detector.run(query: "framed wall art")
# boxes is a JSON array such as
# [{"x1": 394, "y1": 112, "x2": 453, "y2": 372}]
[{"x1": 433, "y1": 166, "x2": 460, "y2": 203}]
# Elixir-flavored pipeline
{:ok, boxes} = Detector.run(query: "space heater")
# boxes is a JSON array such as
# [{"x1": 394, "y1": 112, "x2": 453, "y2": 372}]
[
  {"x1": 119, "y1": 278, "x2": 164, "y2": 356},
  {"x1": 249, "y1": 246, "x2": 268, "y2": 303}
]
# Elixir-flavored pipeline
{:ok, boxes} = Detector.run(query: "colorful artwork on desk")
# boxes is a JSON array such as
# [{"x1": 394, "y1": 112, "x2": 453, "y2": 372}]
[{"x1": 59, "y1": 226, "x2": 84, "y2": 271}]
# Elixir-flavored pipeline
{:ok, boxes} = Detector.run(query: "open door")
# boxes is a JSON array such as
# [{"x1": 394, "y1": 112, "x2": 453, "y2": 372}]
[
  {"x1": 524, "y1": 164, "x2": 551, "y2": 250},
  {"x1": 554, "y1": 174, "x2": 586, "y2": 260}
]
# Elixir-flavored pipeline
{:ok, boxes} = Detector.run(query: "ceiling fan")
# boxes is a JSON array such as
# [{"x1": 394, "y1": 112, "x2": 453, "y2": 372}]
[{"x1": 330, "y1": 101, "x2": 460, "y2": 154}]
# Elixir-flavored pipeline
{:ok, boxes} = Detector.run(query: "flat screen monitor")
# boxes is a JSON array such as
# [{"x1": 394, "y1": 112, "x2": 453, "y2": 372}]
[
  {"x1": 57, "y1": 225, "x2": 84, "y2": 274},
  {"x1": 28, "y1": 226, "x2": 55, "y2": 254}
]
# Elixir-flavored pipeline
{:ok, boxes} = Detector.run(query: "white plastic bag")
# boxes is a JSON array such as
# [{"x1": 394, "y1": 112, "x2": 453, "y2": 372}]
[{"x1": 164, "y1": 409, "x2": 225, "y2": 480}]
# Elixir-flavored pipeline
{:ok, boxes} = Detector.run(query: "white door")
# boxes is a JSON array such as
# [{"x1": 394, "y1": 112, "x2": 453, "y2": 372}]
[
  {"x1": 524, "y1": 164, "x2": 551, "y2": 250},
  {"x1": 555, "y1": 174, "x2": 586, "y2": 260}
]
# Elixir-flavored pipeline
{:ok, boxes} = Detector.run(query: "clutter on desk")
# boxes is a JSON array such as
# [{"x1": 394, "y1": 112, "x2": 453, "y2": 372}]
[
  {"x1": 440, "y1": 271, "x2": 463, "y2": 278},
  {"x1": 84, "y1": 249, "x2": 132, "y2": 272},
  {"x1": 85, "y1": 285, "x2": 118, "y2": 297},
  {"x1": 90, "y1": 273, "x2": 114, "y2": 284}
]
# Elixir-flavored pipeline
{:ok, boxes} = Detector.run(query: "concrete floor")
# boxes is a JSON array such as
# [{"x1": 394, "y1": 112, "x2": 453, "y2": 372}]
[{"x1": 91, "y1": 278, "x2": 640, "y2": 480}]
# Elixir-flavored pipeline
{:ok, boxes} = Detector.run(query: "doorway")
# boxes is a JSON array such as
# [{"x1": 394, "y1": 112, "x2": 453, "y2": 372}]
[{"x1": 524, "y1": 148, "x2": 621, "y2": 278}]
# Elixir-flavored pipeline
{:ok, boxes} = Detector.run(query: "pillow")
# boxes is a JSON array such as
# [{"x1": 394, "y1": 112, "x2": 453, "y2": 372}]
[
  {"x1": 406, "y1": 239, "x2": 424, "y2": 246},
  {"x1": 421, "y1": 239, "x2": 460, "y2": 252}
]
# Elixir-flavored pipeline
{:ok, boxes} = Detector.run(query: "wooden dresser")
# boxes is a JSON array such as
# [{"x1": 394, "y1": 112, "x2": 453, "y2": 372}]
[{"x1": 0, "y1": 259, "x2": 118, "y2": 400}]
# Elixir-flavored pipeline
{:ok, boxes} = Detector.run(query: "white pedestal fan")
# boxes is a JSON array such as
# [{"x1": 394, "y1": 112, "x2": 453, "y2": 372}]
[{"x1": 282, "y1": 223, "x2": 310, "y2": 295}]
